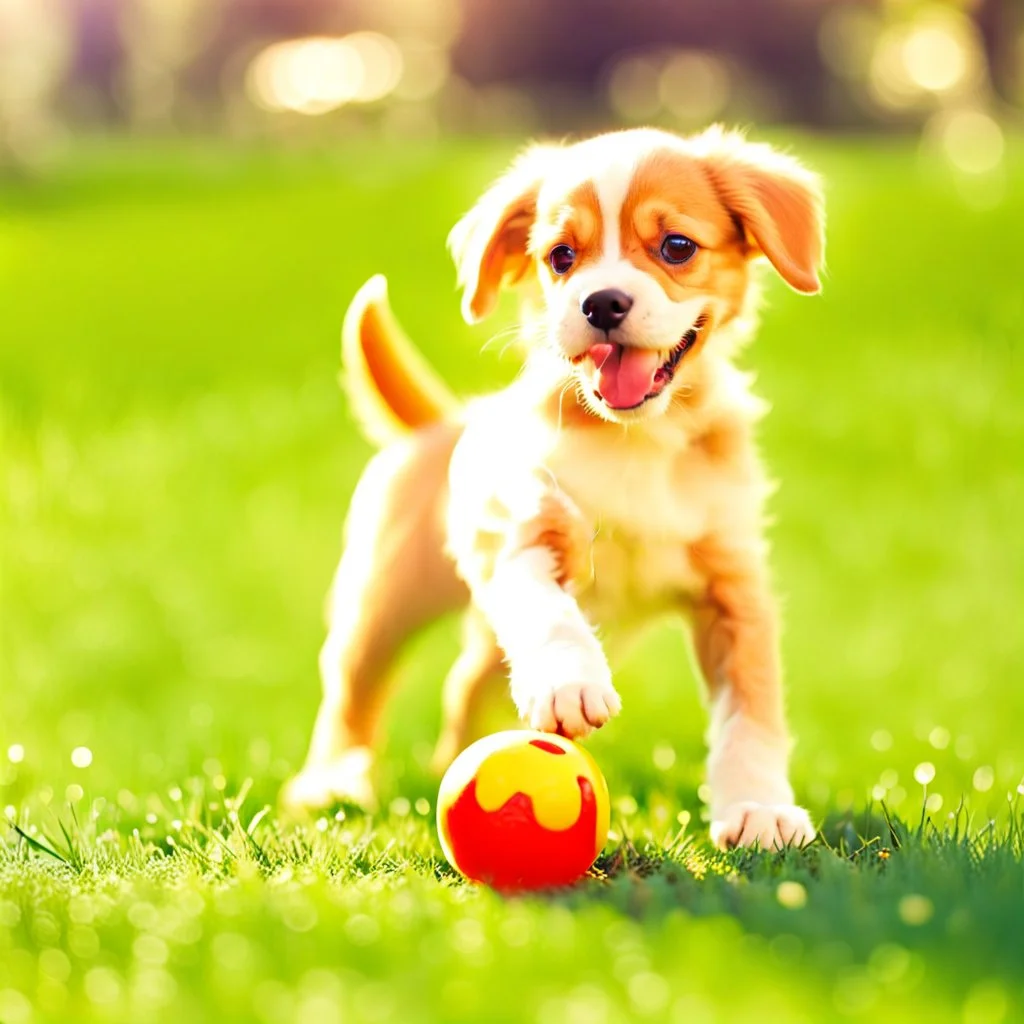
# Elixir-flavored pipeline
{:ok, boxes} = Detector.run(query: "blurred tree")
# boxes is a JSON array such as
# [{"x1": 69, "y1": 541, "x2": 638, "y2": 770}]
[{"x1": 975, "y1": 0, "x2": 1022, "y2": 106}]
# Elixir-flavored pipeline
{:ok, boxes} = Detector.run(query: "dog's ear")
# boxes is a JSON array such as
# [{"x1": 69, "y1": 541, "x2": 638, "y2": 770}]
[
  {"x1": 695, "y1": 127, "x2": 825, "y2": 294},
  {"x1": 447, "y1": 144, "x2": 561, "y2": 323}
]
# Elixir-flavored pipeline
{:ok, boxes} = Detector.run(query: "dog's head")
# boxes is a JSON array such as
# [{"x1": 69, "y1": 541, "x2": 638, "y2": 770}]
[{"x1": 449, "y1": 127, "x2": 825, "y2": 422}]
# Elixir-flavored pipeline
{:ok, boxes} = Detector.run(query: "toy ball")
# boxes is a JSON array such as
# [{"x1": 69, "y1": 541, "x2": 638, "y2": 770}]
[{"x1": 437, "y1": 730, "x2": 610, "y2": 891}]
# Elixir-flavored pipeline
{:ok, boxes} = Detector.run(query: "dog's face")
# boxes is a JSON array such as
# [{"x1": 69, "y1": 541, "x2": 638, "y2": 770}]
[{"x1": 449, "y1": 127, "x2": 825, "y2": 423}]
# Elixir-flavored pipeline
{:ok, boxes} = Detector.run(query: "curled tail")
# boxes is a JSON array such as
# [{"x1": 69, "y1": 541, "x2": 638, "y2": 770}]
[{"x1": 341, "y1": 275, "x2": 460, "y2": 448}]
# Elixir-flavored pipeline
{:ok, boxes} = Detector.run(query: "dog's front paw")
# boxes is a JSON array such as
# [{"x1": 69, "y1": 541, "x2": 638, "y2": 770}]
[
  {"x1": 710, "y1": 802, "x2": 815, "y2": 850},
  {"x1": 526, "y1": 681, "x2": 622, "y2": 738}
]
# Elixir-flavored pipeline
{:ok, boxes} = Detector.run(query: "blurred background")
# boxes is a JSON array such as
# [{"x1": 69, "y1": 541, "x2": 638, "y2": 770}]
[
  {"x1": 2, "y1": 0, "x2": 1023, "y2": 827},
  {"x1": 1, "y1": 0, "x2": 1021, "y2": 178}
]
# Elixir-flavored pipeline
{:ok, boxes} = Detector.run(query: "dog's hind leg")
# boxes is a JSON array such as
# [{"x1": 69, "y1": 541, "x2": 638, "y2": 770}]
[{"x1": 282, "y1": 422, "x2": 466, "y2": 811}]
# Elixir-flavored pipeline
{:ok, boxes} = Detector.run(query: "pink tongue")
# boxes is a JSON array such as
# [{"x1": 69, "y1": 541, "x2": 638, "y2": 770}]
[{"x1": 588, "y1": 343, "x2": 662, "y2": 409}]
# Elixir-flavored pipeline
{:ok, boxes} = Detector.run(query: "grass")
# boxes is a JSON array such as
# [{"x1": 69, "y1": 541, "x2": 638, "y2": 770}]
[{"x1": 2, "y1": 132, "x2": 1023, "y2": 1023}]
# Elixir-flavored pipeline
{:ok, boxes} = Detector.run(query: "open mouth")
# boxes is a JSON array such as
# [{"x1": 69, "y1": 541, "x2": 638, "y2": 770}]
[{"x1": 581, "y1": 313, "x2": 709, "y2": 411}]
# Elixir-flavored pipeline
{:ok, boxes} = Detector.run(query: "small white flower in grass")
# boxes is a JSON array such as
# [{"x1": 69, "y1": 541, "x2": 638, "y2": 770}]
[
  {"x1": 7, "y1": 745, "x2": 24, "y2": 764},
  {"x1": 168, "y1": 786, "x2": 182, "y2": 802},
  {"x1": 871, "y1": 785, "x2": 886, "y2": 801},
  {"x1": 4, "y1": 806, "x2": 16, "y2": 820},
  {"x1": 71, "y1": 746, "x2": 93, "y2": 769},
  {"x1": 898, "y1": 894, "x2": 933, "y2": 926},
  {"x1": 913, "y1": 762, "x2": 936, "y2": 786},
  {"x1": 776, "y1": 881, "x2": 807, "y2": 909},
  {"x1": 315, "y1": 817, "x2": 329, "y2": 833},
  {"x1": 973, "y1": 766, "x2": 994, "y2": 793}
]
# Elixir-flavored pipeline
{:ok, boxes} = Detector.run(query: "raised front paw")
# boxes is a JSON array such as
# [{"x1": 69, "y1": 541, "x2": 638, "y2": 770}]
[
  {"x1": 526, "y1": 681, "x2": 622, "y2": 739},
  {"x1": 710, "y1": 802, "x2": 816, "y2": 850}
]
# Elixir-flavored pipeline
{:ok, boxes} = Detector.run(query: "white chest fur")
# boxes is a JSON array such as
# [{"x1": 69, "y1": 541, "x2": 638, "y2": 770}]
[
  {"x1": 540, "y1": 405, "x2": 768, "y2": 629},
  {"x1": 542, "y1": 427, "x2": 702, "y2": 625}
]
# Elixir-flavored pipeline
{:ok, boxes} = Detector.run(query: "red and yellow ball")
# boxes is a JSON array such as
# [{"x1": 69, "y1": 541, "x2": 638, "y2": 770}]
[{"x1": 437, "y1": 730, "x2": 611, "y2": 891}]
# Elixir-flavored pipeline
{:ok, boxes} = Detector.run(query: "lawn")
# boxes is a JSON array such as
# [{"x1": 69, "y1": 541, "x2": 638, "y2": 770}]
[{"x1": 1, "y1": 133, "x2": 1023, "y2": 1023}]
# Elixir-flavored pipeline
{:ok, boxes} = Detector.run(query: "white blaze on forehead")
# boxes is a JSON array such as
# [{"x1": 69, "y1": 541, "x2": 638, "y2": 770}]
[{"x1": 592, "y1": 155, "x2": 638, "y2": 264}]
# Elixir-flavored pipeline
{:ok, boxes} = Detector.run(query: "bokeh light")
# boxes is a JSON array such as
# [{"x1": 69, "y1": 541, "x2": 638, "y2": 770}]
[
  {"x1": 608, "y1": 48, "x2": 731, "y2": 125},
  {"x1": 607, "y1": 52, "x2": 662, "y2": 121},
  {"x1": 868, "y1": 6, "x2": 984, "y2": 113},
  {"x1": 245, "y1": 33, "x2": 404, "y2": 116},
  {"x1": 936, "y1": 107, "x2": 1005, "y2": 175},
  {"x1": 659, "y1": 51, "x2": 730, "y2": 123}
]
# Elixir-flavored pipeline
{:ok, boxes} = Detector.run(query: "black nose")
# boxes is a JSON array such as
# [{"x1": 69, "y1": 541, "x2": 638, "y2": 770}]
[{"x1": 581, "y1": 289, "x2": 633, "y2": 332}]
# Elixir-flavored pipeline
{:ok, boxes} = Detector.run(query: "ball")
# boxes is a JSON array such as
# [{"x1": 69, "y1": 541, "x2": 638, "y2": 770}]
[{"x1": 436, "y1": 730, "x2": 610, "y2": 891}]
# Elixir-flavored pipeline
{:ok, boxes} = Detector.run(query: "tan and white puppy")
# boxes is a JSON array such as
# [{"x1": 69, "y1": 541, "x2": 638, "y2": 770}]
[{"x1": 284, "y1": 126, "x2": 825, "y2": 849}]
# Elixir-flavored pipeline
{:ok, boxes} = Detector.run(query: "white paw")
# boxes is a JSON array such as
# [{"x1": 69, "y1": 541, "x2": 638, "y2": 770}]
[
  {"x1": 527, "y1": 681, "x2": 622, "y2": 738},
  {"x1": 710, "y1": 802, "x2": 815, "y2": 850},
  {"x1": 280, "y1": 748, "x2": 376, "y2": 811}
]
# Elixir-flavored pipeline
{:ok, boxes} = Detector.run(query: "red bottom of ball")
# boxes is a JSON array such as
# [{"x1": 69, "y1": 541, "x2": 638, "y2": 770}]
[{"x1": 444, "y1": 775, "x2": 600, "y2": 891}]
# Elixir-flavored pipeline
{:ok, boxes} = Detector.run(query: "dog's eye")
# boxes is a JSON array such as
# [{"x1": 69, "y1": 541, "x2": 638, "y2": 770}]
[
  {"x1": 548, "y1": 244, "x2": 576, "y2": 276},
  {"x1": 660, "y1": 234, "x2": 697, "y2": 265}
]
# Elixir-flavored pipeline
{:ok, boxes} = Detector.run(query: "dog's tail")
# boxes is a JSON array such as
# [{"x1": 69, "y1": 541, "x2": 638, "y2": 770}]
[{"x1": 341, "y1": 275, "x2": 460, "y2": 448}]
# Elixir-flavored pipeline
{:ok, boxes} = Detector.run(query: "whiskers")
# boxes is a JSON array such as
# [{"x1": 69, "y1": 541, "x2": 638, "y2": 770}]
[
  {"x1": 555, "y1": 376, "x2": 582, "y2": 434},
  {"x1": 480, "y1": 321, "x2": 531, "y2": 360}
]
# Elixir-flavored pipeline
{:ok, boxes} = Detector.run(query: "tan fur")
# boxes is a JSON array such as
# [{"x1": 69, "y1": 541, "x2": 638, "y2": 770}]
[{"x1": 284, "y1": 126, "x2": 825, "y2": 849}]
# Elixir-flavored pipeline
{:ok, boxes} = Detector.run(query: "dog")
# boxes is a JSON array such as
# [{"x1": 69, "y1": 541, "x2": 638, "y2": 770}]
[{"x1": 283, "y1": 126, "x2": 825, "y2": 849}]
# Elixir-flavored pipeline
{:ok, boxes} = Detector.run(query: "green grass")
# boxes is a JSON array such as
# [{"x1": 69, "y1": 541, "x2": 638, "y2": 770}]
[{"x1": 2, "y1": 133, "x2": 1023, "y2": 1023}]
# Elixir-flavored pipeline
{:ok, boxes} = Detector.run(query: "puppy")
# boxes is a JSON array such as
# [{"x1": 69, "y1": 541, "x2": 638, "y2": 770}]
[{"x1": 284, "y1": 126, "x2": 824, "y2": 849}]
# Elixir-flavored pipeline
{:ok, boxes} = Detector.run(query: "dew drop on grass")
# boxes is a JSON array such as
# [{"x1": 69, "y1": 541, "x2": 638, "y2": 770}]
[
  {"x1": 913, "y1": 762, "x2": 936, "y2": 786},
  {"x1": 71, "y1": 747, "x2": 92, "y2": 769}
]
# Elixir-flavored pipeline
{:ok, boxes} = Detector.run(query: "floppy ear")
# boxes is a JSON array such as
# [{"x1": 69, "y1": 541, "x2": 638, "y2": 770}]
[
  {"x1": 695, "y1": 127, "x2": 825, "y2": 294},
  {"x1": 447, "y1": 144, "x2": 561, "y2": 323}
]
